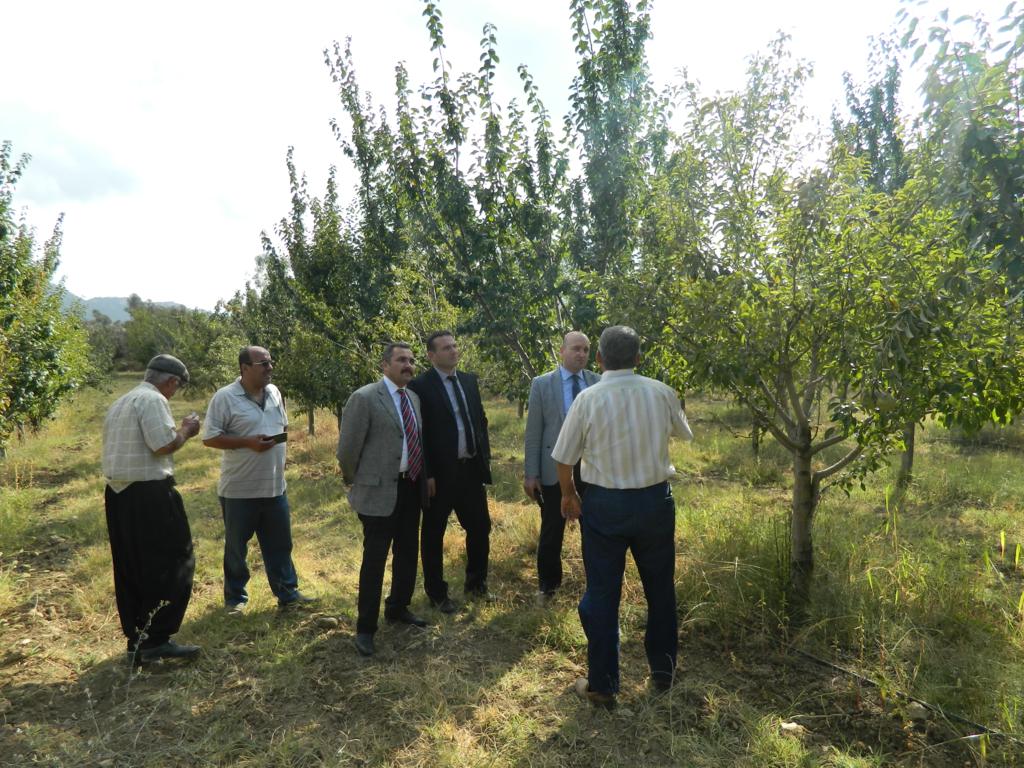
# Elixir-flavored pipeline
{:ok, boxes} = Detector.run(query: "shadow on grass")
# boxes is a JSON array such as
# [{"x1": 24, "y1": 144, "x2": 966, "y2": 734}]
[{"x1": 2, "y1": 591, "x2": 546, "y2": 765}]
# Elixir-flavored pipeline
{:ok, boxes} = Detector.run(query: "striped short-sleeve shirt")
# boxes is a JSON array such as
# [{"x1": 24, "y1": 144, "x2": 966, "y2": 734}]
[
  {"x1": 551, "y1": 369, "x2": 692, "y2": 489},
  {"x1": 102, "y1": 382, "x2": 178, "y2": 493}
]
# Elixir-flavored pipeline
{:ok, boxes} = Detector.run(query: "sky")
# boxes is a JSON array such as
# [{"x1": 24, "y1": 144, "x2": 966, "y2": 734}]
[{"x1": 1, "y1": 0, "x2": 1009, "y2": 310}]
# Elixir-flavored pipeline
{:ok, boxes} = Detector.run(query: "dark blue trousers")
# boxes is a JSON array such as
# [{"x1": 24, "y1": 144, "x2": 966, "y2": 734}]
[
  {"x1": 578, "y1": 482, "x2": 678, "y2": 694},
  {"x1": 221, "y1": 493, "x2": 300, "y2": 606}
]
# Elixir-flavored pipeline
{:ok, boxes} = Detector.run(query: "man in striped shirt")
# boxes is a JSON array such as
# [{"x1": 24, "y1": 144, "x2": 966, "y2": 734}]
[{"x1": 551, "y1": 326, "x2": 692, "y2": 708}]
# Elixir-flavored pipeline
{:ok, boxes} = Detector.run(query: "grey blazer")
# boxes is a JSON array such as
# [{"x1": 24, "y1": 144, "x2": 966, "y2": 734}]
[
  {"x1": 337, "y1": 379, "x2": 425, "y2": 517},
  {"x1": 523, "y1": 367, "x2": 601, "y2": 486}
]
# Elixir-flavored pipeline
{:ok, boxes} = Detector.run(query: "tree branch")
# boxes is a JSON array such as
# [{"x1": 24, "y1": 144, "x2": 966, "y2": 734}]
[
  {"x1": 813, "y1": 445, "x2": 863, "y2": 482},
  {"x1": 757, "y1": 375, "x2": 797, "y2": 431},
  {"x1": 784, "y1": 364, "x2": 808, "y2": 428},
  {"x1": 810, "y1": 432, "x2": 849, "y2": 455}
]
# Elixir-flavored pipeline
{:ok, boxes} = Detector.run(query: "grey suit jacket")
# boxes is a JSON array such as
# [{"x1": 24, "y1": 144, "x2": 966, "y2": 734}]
[
  {"x1": 337, "y1": 379, "x2": 424, "y2": 517},
  {"x1": 523, "y1": 367, "x2": 601, "y2": 486}
]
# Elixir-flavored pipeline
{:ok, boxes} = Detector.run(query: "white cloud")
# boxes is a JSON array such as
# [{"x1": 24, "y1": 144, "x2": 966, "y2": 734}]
[{"x1": 0, "y1": 0, "x2": 1010, "y2": 309}]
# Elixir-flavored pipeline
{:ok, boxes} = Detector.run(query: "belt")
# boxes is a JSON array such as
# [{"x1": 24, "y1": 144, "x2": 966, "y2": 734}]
[
  {"x1": 397, "y1": 472, "x2": 417, "y2": 481},
  {"x1": 457, "y1": 456, "x2": 476, "y2": 464}
]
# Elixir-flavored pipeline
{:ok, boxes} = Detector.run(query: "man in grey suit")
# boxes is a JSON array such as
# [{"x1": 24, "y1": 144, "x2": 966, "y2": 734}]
[
  {"x1": 523, "y1": 331, "x2": 600, "y2": 598},
  {"x1": 338, "y1": 342, "x2": 429, "y2": 657}
]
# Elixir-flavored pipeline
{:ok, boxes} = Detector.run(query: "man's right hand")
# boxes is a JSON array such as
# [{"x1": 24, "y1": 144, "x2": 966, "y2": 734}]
[
  {"x1": 180, "y1": 414, "x2": 200, "y2": 438},
  {"x1": 523, "y1": 477, "x2": 540, "y2": 501},
  {"x1": 249, "y1": 434, "x2": 277, "y2": 452},
  {"x1": 561, "y1": 491, "x2": 582, "y2": 521}
]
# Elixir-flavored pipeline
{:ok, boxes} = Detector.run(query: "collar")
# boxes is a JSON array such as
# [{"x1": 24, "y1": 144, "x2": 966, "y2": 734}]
[
  {"x1": 140, "y1": 381, "x2": 166, "y2": 400},
  {"x1": 230, "y1": 377, "x2": 274, "y2": 402},
  {"x1": 560, "y1": 365, "x2": 585, "y2": 381},
  {"x1": 434, "y1": 366, "x2": 458, "y2": 380},
  {"x1": 383, "y1": 376, "x2": 403, "y2": 396},
  {"x1": 600, "y1": 369, "x2": 635, "y2": 379}
]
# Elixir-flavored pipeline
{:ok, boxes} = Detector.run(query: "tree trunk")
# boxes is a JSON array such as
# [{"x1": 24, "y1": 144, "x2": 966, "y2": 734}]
[
  {"x1": 751, "y1": 425, "x2": 762, "y2": 459},
  {"x1": 337, "y1": 406, "x2": 344, "y2": 434},
  {"x1": 307, "y1": 409, "x2": 315, "y2": 437},
  {"x1": 789, "y1": 450, "x2": 818, "y2": 620},
  {"x1": 517, "y1": 399, "x2": 525, "y2": 419},
  {"x1": 895, "y1": 420, "x2": 915, "y2": 491}
]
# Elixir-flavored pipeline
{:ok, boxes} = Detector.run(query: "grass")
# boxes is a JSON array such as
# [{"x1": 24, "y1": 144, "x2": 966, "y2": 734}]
[{"x1": 0, "y1": 375, "x2": 1023, "y2": 765}]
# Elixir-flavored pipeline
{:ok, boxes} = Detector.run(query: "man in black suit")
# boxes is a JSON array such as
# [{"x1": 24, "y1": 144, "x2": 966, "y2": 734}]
[{"x1": 409, "y1": 330, "x2": 492, "y2": 612}]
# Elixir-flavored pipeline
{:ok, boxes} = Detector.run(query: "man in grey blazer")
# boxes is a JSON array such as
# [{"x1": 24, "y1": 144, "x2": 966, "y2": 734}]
[
  {"x1": 337, "y1": 342, "x2": 429, "y2": 656},
  {"x1": 523, "y1": 331, "x2": 600, "y2": 598}
]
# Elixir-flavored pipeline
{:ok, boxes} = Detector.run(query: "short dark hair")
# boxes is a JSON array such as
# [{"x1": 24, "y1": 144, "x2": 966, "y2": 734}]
[
  {"x1": 382, "y1": 342, "x2": 412, "y2": 364},
  {"x1": 238, "y1": 346, "x2": 253, "y2": 368},
  {"x1": 598, "y1": 326, "x2": 640, "y2": 370},
  {"x1": 426, "y1": 330, "x2": 454, "y2": 352}
]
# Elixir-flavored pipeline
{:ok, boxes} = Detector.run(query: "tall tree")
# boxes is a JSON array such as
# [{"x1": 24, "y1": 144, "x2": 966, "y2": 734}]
[
  {"x1": 0, "y1": 142, "x2": 89, "y2": 453},
  {"x1": 122, "y1": 295, "x2": 243, "y2": 391},
  {"x1": 632, "y1": 44, "x2": 982, "y2": 605},
  {"x1": 902, "y1": 5, "x2": 1024, "y2": 281},
  {"x1": 327, "y1": 3, "x2": 582, "y2": 402}
]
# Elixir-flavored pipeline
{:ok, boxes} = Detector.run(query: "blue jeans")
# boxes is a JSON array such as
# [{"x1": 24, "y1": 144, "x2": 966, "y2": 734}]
[
  {"x1": 221, "y1": 494, "x2": 300, "y2": 606},
  {"x1": 578, "y1": 482, "x2": 678, "y2": 695}
]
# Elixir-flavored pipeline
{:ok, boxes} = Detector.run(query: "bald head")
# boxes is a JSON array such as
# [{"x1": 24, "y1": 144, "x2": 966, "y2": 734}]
[{"x1": 559, "y1": 331, "x2": 591, "y2": 374}]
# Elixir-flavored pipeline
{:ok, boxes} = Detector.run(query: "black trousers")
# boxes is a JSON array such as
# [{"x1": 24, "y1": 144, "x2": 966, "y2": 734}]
[
  {"x1": 422, "y1": 459, "x2": 491, "y2": 601},
  {"x1": 537, "y1": 464, "x2": 586, "y2": 593},
  {"x1": 357, "y1": 478, "x2": 421, "y2": 634},
  {"x1": 104, "y1": 479, "x2": 195, "y2": 651}
]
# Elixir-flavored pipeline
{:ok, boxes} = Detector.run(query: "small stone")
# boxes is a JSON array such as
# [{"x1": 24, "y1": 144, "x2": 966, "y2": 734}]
[
  {"x1": 315, "y1": 616, "x2": 340, "y2": 629},
  {"x1": 780, "y1": 721, "x2": 807, "y2": 737},
  {"x1": 906, "y1": 702, "x2": 929, "y2": 722}
]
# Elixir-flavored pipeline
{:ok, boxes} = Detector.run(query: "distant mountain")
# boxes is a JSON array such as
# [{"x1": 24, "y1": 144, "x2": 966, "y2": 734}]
[{"x1": 62, "y1": 293, "x2": 188, "y2": 322}]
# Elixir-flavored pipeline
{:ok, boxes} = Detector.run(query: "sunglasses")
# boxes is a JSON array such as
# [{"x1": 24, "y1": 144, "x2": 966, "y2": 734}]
[{"x1": 248, "y1": 359, "x2": 274, "y2": 368}]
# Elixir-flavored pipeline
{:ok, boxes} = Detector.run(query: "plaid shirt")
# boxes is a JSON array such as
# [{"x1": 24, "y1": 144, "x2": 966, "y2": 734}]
[
  {"x1": 102, "y1": 382, "x2": 178, "y2": 492},
  {"x1": 551, "y1": 369, "x2": 692, "y2": 489}
]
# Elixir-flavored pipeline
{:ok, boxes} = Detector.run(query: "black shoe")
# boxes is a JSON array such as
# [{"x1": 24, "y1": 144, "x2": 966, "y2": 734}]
[
  {"x1": 649, "y1": 674, "x2": 673, "y2": 693},
  {"x1": 385, "y1": 608, "x2": 428, "y2": 628},
  {"x1": 278, "y1": 592, "x2": 318, "y2": 609},
  {"x1": 430, "y1": 596, "x2": 458, "y2": 614},
  {"x1": 353, "y1": 632, "x2": 375, "y2": 657},
  {"x1": 131, "y1": 641, "x2": 201, "y2": 666}
]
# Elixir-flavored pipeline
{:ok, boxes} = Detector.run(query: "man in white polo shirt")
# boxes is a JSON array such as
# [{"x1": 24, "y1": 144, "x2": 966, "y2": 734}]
[
  {"x1": 203, "y1": 346, "x2": 314, "y2": 611},
  {"x1": 552, "y1": 326, "x2": 692, "y2": 709}
]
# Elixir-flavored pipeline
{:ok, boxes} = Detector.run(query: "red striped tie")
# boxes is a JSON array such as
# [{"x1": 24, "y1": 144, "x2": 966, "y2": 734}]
[{"x1": 398, "y1": 389, "x2": 423, "y2": 482}]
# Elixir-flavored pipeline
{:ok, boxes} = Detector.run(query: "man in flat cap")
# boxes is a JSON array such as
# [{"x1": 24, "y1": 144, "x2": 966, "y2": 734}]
[{"x1": 102, "y1": 354, "x2": 201, "y2": 667}]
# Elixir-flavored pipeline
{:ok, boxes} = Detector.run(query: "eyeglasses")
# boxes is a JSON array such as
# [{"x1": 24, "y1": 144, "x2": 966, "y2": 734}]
[{"x1": 248, "y1": 359, "x2": 274, "y2": 368}]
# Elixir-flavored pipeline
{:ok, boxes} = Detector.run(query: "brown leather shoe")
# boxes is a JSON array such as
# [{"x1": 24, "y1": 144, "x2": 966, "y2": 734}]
[{"x1": 574, "y1": 677, "x2": 615, "y2": 710}]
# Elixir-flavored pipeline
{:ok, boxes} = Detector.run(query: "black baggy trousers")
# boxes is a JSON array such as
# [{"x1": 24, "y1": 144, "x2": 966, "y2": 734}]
[{"x1": 105, "y1": 478, "x2": 195, "y2": 651}]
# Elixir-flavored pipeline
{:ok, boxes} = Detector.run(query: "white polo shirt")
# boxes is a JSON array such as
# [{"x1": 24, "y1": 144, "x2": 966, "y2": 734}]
[{"x1": 204, "y1": 379, "x2": 288, "y2": 499}]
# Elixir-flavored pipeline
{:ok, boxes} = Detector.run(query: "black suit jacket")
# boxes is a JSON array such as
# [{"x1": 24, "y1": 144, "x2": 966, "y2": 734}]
[{"x1": 409, "y1": 368, "x2": 492, "y2": 487}]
